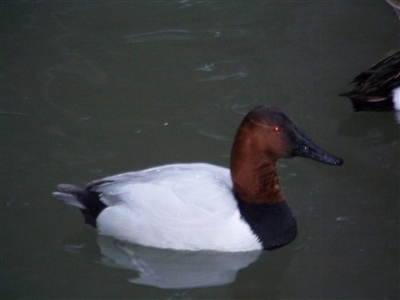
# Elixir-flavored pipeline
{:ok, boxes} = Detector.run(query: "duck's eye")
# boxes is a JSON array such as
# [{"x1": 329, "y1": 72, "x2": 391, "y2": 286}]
[{"x1": 272, "y1": 125, "x2": 282, "y2": 132}]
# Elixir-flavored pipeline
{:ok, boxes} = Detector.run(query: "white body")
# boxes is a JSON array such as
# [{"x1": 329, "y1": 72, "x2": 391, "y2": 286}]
[{"x1": 92, "y1": 163, "x2": 262, "y2": 252}]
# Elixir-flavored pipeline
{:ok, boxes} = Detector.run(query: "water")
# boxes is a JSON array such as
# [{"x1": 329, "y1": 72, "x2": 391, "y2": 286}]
[{"x1": 2, "y1": 1, "x2": 399, "y2": 299}]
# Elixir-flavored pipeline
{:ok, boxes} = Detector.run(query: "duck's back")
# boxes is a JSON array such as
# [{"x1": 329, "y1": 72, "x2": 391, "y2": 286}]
[{"x1": 90, "y1": 163, "x2": 262, "y2": 251}]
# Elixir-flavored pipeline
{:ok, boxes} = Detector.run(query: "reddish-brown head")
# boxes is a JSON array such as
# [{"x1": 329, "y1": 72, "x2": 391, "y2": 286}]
[
  {"x1": 230, "y1": 106, "x2": 343, "y2": 204},
  {"x1": 237, "y1": 106, "x2": 294, "y2": 159}
]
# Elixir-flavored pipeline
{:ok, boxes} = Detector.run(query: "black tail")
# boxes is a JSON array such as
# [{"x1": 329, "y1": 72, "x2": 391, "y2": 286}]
[{"x1": 52, "y1": 184, "x2": 107, "y2": 228}]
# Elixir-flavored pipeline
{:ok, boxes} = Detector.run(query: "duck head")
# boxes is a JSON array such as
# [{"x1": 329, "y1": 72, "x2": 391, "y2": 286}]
[{"x1": 230, "y1": 106, "x2": 343, "y2": 205}]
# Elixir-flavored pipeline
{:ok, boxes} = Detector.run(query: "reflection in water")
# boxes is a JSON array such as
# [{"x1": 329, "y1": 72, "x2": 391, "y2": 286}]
[{"x1": 97, "y1": 236, "x2": 262, "y2": 289}]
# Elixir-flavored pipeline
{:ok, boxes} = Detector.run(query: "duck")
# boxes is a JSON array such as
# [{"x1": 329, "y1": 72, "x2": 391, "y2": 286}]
[
  {"x1": 339, "y1": 50, "x2": 400, "y2": 112},
  {"x1": 53, "y1": 106, "x2": 343, "y2": 252}
]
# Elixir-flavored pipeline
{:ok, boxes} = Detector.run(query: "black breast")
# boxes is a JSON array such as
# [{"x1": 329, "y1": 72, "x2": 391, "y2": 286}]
[{"x1": 237, "y1": 198, "x2": 297, "y2": 250}]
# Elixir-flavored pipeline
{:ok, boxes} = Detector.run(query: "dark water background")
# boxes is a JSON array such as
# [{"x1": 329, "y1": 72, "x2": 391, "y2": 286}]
[{"x1": 2, "y1": 1, "x2": 399, "y2": 299}]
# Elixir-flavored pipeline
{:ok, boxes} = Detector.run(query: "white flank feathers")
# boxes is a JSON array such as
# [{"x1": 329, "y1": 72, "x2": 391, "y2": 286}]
[{"x1": 93, "y1": 163, "x2": 262, "y2": 252}]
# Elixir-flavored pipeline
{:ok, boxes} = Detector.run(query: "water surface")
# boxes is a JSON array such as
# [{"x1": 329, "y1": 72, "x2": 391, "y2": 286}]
[{"x1": 2, "y1": 1, "x2": 399, "y2": 299}]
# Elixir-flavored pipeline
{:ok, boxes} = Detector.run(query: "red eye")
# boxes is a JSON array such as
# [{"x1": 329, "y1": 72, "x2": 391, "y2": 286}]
[{"x1": 272, "y1": 125, "x2": 281, "y2": 132}]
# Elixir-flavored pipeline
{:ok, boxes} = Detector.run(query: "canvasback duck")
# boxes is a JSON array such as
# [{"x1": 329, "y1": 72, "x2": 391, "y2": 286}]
[
  {"x1": 339, "y1": 50, "x2": 400, "y2": 112},
  {"x1": 53, "y1": 106, "x2": 343, "y2": 252}
]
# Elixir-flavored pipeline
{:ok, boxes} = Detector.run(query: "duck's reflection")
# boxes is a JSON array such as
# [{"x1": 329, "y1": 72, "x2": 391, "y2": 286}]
[{"x1": 97, "y1": 235, "x2": 262, "y2": 289}]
